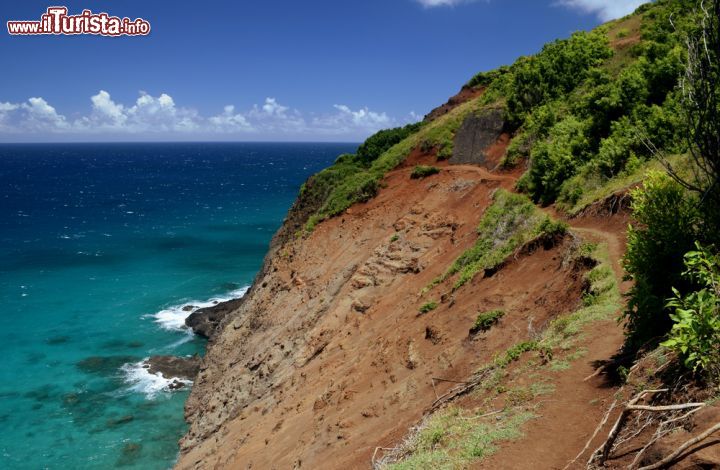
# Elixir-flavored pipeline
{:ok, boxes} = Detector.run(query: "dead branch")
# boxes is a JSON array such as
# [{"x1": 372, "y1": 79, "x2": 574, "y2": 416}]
[
  {"x1": 564, "y1": 399, "x2": 617, "y2": 470},
  {"x1": 627, "y1": 403, "x2": 706, "y2": 412},
  {"x1": 594, "y1": 389, "x2": 669, "y2": 465},
  {"x1": 371, "y1": 446, "x2": 395, "y2": 468},
  {"x1": 637, "y1": 421, "x2": 720, "y2": 470},
  {"x1": 628, "y1": 407, "x2": 706, "y2": 469},
  {"x1": 583, "y1": 366, "x2": 605, "y2": 382}
]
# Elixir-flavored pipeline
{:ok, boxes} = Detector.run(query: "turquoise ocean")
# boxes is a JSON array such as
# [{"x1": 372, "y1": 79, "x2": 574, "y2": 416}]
[{"x1": 0, "y1": 142, "x2": 355, "y2": 469}]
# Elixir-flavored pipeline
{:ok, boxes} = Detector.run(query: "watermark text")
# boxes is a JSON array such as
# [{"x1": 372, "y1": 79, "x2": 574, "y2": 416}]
[{"x1": 7, "y1": 7, "x2": 151, "y2": 36}]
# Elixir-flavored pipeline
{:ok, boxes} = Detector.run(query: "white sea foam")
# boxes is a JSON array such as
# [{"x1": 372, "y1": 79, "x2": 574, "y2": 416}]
[
  {"x1": 148, "y1": 285, "x2": 249, "y2": 332},
  {"x1": 120, "y1": 360, "x2": 193, "y2": 399}
]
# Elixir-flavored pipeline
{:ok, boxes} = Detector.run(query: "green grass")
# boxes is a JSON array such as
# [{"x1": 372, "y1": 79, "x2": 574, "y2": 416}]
[
  {"x1": 304, "y1": 97, "x2": 492, "y2": 232},
  {"x1": 419, "y1": 301, "x2": 438, "y2": 314},
  {"x1": 425, "y1": 190, "x2": 567, "y2": 292},
  {"x1": 470, "y1": 309, "x2": 505, "y2": 334},
  {"x1": 410, "y1": 165, "x2": 441, "y2": 179},
  {"x1": 385, "y1": 409, "x2": 535, "y2": 470}
]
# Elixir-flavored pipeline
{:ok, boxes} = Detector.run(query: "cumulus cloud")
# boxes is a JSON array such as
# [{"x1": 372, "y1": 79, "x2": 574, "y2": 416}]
[
  {"x1": 0, "y1": 92, "x2": 406, "y2": 140},
  {"x1": 555, "y1": 0, "x2": 648, "y2": 21},
  {"x1": 415, "y1": 0, "x2": 467, "y2": 6},
  {"x1": 21, "y1": 97, "x2": 70, "y2": 132},
  {"x1": 208, "y1": 105, "x2": 254, "y2": 132}
]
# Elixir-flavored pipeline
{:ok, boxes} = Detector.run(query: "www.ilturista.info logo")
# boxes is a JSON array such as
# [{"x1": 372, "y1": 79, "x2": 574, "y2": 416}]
[{"x1": 7, "y1": 7, "x2": 150, "y2": 36}]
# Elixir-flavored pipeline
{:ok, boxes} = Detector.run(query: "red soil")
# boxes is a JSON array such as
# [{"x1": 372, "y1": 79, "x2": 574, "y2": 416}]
[{"x1": 176, "y1": 148, "x2": 635, "y2": 469}]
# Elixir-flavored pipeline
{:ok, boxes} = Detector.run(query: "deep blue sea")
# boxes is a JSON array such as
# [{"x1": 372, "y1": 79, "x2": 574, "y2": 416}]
[{"x1": 0, "y1": 142, "x2": 355, "y2": 469}]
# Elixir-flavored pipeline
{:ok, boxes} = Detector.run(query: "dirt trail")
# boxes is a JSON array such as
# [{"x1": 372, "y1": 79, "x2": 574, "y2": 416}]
[
  {"x1": 477, "y1": 210, "x2": 630, "y2": 470},
  {"x1": 176, "y1": 147, "x2": 633, "y2": 469}
]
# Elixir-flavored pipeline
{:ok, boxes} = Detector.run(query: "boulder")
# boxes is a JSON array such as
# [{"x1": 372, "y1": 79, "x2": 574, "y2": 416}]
[
  {"x1": 145, "y1": 355, "x2": 201, "y2": 381},
  {"x1": 185, "y1": 298, "x2": 244, "y2": 339}
]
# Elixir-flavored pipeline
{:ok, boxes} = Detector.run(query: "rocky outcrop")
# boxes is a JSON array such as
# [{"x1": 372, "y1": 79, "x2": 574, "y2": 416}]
[
  {"x1": 146, "y1": 355, "x2": 201, "y2": 382},
  {"x1": 185, "y1": 298, "x2": 245, "y2": 340},
  {"x1": 451, "y1": 107, "x2": 505, "y2": 167}
]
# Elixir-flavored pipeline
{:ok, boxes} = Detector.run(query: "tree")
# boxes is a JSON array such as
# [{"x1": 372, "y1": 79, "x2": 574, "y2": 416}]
[{"x1": 662, "y1": 0, "x2": 720, "y2": 236}]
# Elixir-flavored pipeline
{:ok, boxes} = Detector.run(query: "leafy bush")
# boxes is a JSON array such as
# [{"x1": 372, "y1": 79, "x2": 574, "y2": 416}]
[
  {"x1": 470, "y1": 310, "x2": 505, "y2": 334},
  {"x1": 505, "y1": 30, "x2": 612, "y2": 125},
  {"x1": 466, "y1": 66, "x2": 511, "y2": 89},
  {"x1": 419, "y1": 302, "x2": 438, "y2": 314},
  {"x1": 623, "y1": 172, "x2": 701, "y2": 347},
  {"x1": 356, "y1": 123, "x2": 423, "y2": 165},
  {"x1": 411, "y1": 165, "x2": 441, "y2": 179},
  {"x1": 524, "y1": 116, "x2": 592, "y2": 204},
  {"x1": 663, "y1": 243, "x2": 720, "y2": 376}
]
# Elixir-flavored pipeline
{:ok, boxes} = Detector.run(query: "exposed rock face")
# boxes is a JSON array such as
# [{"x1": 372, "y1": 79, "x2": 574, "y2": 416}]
[
  {"x1": 451, "y1": 107, "x2": 505, "y2": 167},
  {"x1": 146, "y1": 355, "x2": 201, "y2": 381},
  {"x1": 185, "y1": 298, "x2": 245, "y2": 340}
]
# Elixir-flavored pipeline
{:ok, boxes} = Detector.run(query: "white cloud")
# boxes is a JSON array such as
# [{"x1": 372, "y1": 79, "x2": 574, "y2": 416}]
[
  {"x1": 416, "y1": 0, "x2": 467, "y2": 6},
  {"x1": 555, "y1": 0, "x2": 648, "y2": 21},
  {"x1": 0, "y1": 92, "x2": 406, "y2": 140},
  {"x1": 90, "y1": 90, "x2": 127, "y2": 128},
  {"x1": 208, "y1": 105, "x2": 254, "y2": 132},
  {"x1": 20, "y1": 97, "x2": 70, "y2": 132}
]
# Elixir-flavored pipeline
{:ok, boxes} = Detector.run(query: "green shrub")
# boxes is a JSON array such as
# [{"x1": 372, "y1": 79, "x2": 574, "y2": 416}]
[
  {"x1": 663, "y1": 243, "x2": 720, "y2": 376},
  {"x1": 524, "y1": 115, "x2": 592, "y2": 204},
  {"x1": 411, "y1": 165, "x2": 441, "y2": 179},
  {"x1": 623, "y1": 171, "x2": 701, "y2": 347},
  {"x1": 471, "y1": 310, "x2": 505, "y2": 334},
  {"x1": 537, "y1": 218, "x2": 568, "y2": 237},
  {"x1": 419, "y1": 302, "x2": 438, "y2": 314},
  {"x1": 356, "y1": 123, "x2": 422, "y2": 165},
  {"x1": 495, "y1": 341, "x2": 539, "y2": 368},
  {"x1": 506, "y1": 30, "x2": 612, "y2": 125}
]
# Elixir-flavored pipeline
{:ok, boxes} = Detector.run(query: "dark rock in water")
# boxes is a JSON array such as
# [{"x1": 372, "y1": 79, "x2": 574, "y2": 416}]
[
  {"x1": 76, "y1": 356, "x2": 138, "y2": 375},
  {"x1": 168, "y1": 379, "x2": 187, "y2": 390},
  {"x1": 185, "y1": 298, "x2": 244, "y2": 339},
  {"x1": 182, "y1": 305, "x2": 196, "y2": 312},
  {"x1": 116, "y1": 442, "x2": 142, "y2": 466},
  {"x1": 107, "y1": 415, "x2": 134, "y2": 427},
  {"x1": 451, "y1": 107, "x2": 505, "y2": 167},
  {"x1": 145, "y1": 355, "x2": 200, "y2": 381},
  {"x1": 45, "y1": 335, "x2": 71, "y2": 345}
]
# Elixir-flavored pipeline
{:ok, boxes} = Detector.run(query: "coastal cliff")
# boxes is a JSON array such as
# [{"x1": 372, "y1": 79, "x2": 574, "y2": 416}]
[
  {"x1": 176, "y1": 2, "x2": 720, "y2": 468},
  {"x1": 174, "y1": 113, "x2": 626, "y2": 468}
]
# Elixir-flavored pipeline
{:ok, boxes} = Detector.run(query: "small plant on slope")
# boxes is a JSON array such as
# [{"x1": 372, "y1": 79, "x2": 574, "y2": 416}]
[
  {"x1": 410, "y1": 165, "x2": 440, "y2": 179},
  {"x1": 662, "y1": 242, "x2": 720, "y2": 377},
  {"x1": 419, "y1": 302, "x2": 438, "y2": 314},
  {"x1": 470, "y1": 310, "x2": 505, "y2": 334}
]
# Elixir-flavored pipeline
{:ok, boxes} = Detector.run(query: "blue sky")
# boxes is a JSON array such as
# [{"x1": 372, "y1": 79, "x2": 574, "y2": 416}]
[{"x1": 0, "y1": 0, "x2": 647, "y2": 142}]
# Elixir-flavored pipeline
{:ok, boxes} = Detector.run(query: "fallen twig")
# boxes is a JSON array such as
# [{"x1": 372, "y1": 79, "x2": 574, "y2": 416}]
[
  {"x1": 564, "y1": 398, "x2": 617, "y2": 470},
  {"x1": 627, "y1": 403, "x2": 705, "y2": 412},
  {"x1": 595, "y1": 389, "x2": 669, "y2": 465},
  {"x1": 628, "y1": 407, "x2": 705, "y2": 469}
]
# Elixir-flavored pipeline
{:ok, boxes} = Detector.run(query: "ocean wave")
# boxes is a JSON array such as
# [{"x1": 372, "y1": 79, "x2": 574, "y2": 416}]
[
  {"x1": 120, "y1": 359, "x2": 192, "y2": 399},
  {"x1": 148, "y1": 285, "x2": 249, "y2": 332}
]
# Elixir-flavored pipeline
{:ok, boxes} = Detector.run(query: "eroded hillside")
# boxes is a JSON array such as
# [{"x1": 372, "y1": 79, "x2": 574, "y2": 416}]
[{"x1": 176, "y1": 1, "x2": 720, "y2": 468}]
